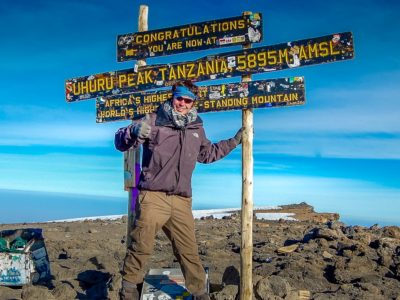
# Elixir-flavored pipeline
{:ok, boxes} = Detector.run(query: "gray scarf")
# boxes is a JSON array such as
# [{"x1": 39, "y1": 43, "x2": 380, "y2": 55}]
[{"x1": 163, "y1": 100, "x2": 198, "y2": 129}]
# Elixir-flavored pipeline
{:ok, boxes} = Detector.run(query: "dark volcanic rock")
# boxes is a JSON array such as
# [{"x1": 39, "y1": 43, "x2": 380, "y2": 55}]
[
  {"x1": 314, "y1": 227, "x2": 340, "y2": 241},
  {"x1": 211, "y1": 285, "x2": 238, "y2": 300},
  {"x1": 21, "y1": 285, "x2": 55, "y2": 300},
  {"x1": 382, "y1": 226, "x2": 400, "y2": 239},
  {"x1": 255, "y1": 275, "x2": 291, "y2": 300},
  {"x1": 280, "y1": 202, "x2": 313, "y2": 211},
  {"x1": 1, "y1": 203, "x2": 399, "y2": 300},
  {"x1": 51, "y1": 282, "x2": 78, "y2": 299},
  {"x1": 333, "y1": 256, "x2": 378, "y2": 284}
]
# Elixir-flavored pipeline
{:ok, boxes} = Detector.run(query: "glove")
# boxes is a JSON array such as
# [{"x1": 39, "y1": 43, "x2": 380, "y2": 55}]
[
  {"x1": 233, "y1": 127, "x2": 244, "y2": 145},
  {"x1": 131, "y1": 115, "x2": 151, "y2": 139}
]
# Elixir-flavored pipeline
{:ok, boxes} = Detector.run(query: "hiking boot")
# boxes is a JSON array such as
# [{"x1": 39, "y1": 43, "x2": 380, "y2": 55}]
[
  {"x1": 119, "y1": 280, "x2": 139, "y2": 300},
  {"x1": 193, "y1": 293, "x2": 211, "y2": 300}
]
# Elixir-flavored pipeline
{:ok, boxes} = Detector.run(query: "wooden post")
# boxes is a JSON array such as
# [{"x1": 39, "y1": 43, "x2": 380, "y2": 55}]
[
  {"x1": 125, "y1": 4, "x2": 148, "y2": 247},
  {"x1": 240, "y1": 11, "x2": 254, "y2": 300}
]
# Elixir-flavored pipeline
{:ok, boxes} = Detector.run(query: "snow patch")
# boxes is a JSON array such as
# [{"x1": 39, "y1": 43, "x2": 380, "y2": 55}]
[
  {"x1": 48, "y1": 214, "x2": 124, "y2": 223},
  {"x1": 256, "y1": 213, "x2": 296, "y2": 221},
  {"x1": 48, "y1": 206, "x2": 287, "y2": 223}
]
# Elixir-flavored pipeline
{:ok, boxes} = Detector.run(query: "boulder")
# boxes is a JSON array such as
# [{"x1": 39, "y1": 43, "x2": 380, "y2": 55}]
[
  {"x1": 51, "y1": 282, "x2": 77, "y2": 300},
  {"x1": 350, "y1": 231, "x2": 372, "y2": 245},
  {"x1": 255, "y1": 275, "x2": 291, "y2": 299},
  {"x1": 382, "y1": 226, "x2": 400, "y2": 239},
  {"x1": 333, "y1": 256, "x2": 377, "y2": 283},
  {"x1": 211, "y1": 285, "x2": 238, "y2": 300},
  {"x1": 314, "y1": 228, "x2": 340, "y2": 241},
  {"x1": 22, "y1": 285, "x2": 56, "y2": 300}
]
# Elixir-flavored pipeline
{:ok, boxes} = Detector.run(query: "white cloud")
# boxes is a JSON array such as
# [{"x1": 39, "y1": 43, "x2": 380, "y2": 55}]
[
  {"x1": 0, "y1": 122, "x2": 113, "y2": 147},
  {"x1": 1, "y1": 72, "x2": 399, "y2": 158},
  {"x1": 0, "y1": 152, "x2": 126, "y2": 197},
  {"x1": 199, "y1": 77, "x2": 400, "y2": 159},
  {"x1": 254, "y1": 134, "x2": 400, "y2": 159},
  {"x1": 255, "y1": 83, "x2": 400, "y2": 134},
  {"x1": 0, "y1": 104, "x2": 124, "y2": 147}
]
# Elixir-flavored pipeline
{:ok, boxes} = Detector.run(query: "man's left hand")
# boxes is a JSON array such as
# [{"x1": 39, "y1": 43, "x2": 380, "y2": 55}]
[{"x1": 233, "y1": 127, "x2": 244, "y2": 145}]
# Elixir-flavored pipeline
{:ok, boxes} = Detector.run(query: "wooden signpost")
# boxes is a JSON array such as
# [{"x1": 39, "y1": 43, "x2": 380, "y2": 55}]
[
  {"x1": 240, "y1": 12, "x2": 253, "y2": 298},
  {"x1": 123, "y1": 5, "x2": 148, "y2": 247},
  {"x1": 66, "y1": 5, "x2": 355, "y2": 299}
]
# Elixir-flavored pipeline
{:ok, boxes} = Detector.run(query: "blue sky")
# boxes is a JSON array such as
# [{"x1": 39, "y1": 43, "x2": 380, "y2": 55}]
[{"x1": 0, "y1": 0, "x2": 399, "y2": 225}]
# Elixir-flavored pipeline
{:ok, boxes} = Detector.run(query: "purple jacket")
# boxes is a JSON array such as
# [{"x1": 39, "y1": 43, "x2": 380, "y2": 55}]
[{"x1": 115, "y1": 106, "x2": 238, "y2": 197}]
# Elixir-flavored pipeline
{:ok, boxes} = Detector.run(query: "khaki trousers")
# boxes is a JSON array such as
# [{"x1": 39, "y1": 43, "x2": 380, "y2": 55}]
[{"x1": 122, "y1": 191, "x2": 207, "y2": 295}]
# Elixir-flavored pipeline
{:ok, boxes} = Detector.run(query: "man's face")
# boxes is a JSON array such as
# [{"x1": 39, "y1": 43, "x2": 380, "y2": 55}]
[{"x1": 172, "y1": 96, "x2": 194, "y2": 115}]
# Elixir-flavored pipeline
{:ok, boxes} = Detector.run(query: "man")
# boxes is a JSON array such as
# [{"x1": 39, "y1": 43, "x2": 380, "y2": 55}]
[{"x1": 115, "y1": 80, "x2": 243, "y2": 300}]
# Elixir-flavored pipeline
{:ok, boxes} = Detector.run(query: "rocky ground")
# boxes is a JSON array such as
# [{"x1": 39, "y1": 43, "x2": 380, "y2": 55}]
[{"x1": 1, "y1": 203, "x2": 400, "y2": 300}]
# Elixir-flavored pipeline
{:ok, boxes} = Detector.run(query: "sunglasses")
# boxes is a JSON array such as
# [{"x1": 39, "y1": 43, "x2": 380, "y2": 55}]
[{"x1": 174, "y1": 97, "x2": 194, "y2": 104}]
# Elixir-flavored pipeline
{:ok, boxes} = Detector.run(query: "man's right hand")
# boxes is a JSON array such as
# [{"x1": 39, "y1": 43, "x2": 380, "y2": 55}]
[{"x1": 132, "y1": 115, "x2": 151, "y2": 139}]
